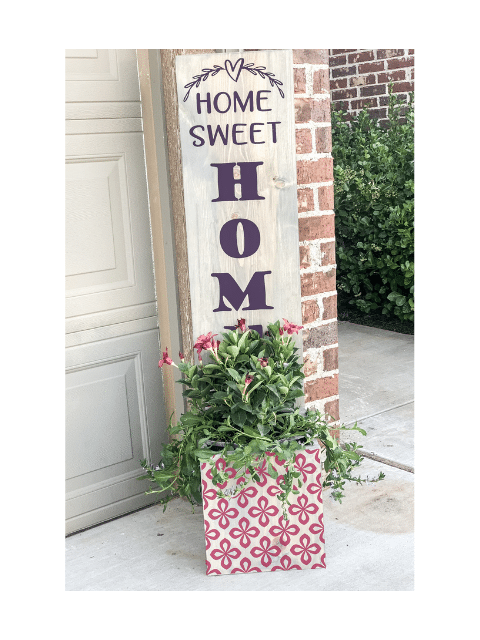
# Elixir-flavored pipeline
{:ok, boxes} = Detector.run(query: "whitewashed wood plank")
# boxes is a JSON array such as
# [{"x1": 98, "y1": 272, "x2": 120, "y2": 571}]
[{"x1": 176, "y1": 50, "x2": 303, "y2": 352}]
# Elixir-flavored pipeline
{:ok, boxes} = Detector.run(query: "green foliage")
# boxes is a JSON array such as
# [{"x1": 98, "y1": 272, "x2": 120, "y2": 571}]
[
  {"x1": 331, "y1": 86, "x2": 414, "y2": 322},
  {"x1": 140, "y1": 321, "x2": 383, "y2": 519}
]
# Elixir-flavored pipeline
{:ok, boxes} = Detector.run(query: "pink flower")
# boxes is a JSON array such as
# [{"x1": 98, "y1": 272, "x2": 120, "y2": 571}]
[
  {"x1": 231, "y1": 558, "x2": 261, "y2": 574},
  {"x1": 207, "y1": 498, "x2": 239, "y2": 530},
  {"x1": 205, "y1": 458, "x2": 236, "y2": 490},
  {"x1": 193, "y1": 332, "x2": 218, "y2": 355},
  {"x1": 205, "y1": 560, "x2": 221, "y2": 576},
  {"x1": 242, "y1": 374, "x2": 254, "y2": 398},
  {"x1": 203, "y1": 521, "x2": 220, "y2": 551},
  {"x1": 282, "y1": 318, "x2": 304, "y2": 335},
  {"x1": 210, "y1": 538, "x2": 241, "y2": 570},
  {"x1": 288, "y1": 494, "x2": 319, "y2": 525},
  {"x1": 251, "y1": 536, "x2": 281, "y2": 567},
  {"x1": 269, "y1": 516, "x2": 300, "y2": 546},
  {"x1": 312, "y1": 553, "x2": 327, "y2": 569},
  {"x1": 178, "y1": 351, "x2": 185, "y2": 361},
  {"x1": 246, "y1": 458, "x2": 269, "y2": 487},
  {"x1": 230, "y1": 517, "x2": 260, "y2": 549},
  {"x1": 291, "y1": 533, "x2": 321, "y2": 565},
  {"x1": 258, "y1": 357, "x2": 269, "y2": 367},
  {"x1": 248, "y1": 495, "x2": 279, "y2": 527},
  {"x1": 309, "y1": 513, "x2": 325, "y2": 544},
  {"x1": 234, "y1": 482, "x2": 258, "y2": 508},
  {"x1": 306, "y1": 472, "x2": 324, "y2": 503},
  {"x1": 158, "y1": 347, "x2": 173, "y2": 368},
  {"x1": 235, "y1": 318, "x2": 247, "y2": 332},
  {"x1": 271, "y1": 555, "x2": 302, "y2": 572},
  {"x1": 201, "y1": 479, "x2": 218, "y2": 510},
  {"x1": 294, "y1": 453, "x2": 316, "y2": 483}
]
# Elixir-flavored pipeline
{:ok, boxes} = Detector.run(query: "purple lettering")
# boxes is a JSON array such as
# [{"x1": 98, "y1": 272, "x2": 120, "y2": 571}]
[
  {"x1": 196, "y1": 93, "x2": 211, "y2": 114},
  {"x1": 267, "y1": 121, "x2": 281, "y2": 143},
  {"x1": 232, "y1": 123, "x2": 247, "y2": 145},
  {"x1": 233, "y1": 91, "x2": 254, "y2": 112},
  {"x1": 207, "y1": 124, "x2": 229, "y2": 146},
  {"x1": 211, "y1": 271, "x2": 274, "y2": 311},
  {"x1": 189, "y1": 125, "x2": 205, "y2": 147},
  {"x1": 213, "y1": 92, "x2": 232, "y2": 113},
  {"x1": 249, "y1": 123, "x2": 265, "y2": 144},
  {"x1": 211, "y1": 162, "x2": 265, "y2": 202},
  {"x1": 256, "y1": 90, "x2": 272, "y2": 111},
  {"x1": 219, "y1": 218, "x2": 260, "y2": 258}
]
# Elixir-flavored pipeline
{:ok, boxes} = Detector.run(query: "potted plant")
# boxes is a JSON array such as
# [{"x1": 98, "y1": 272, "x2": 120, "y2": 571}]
[{"x1": 140, "y1": 319, "x2": 383, "y2": 575}]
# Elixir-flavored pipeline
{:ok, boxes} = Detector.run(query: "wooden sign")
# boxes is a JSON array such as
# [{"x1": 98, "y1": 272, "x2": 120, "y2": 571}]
[{"x1": 176, "y1": 50, "x2": 302, "y2": 349}]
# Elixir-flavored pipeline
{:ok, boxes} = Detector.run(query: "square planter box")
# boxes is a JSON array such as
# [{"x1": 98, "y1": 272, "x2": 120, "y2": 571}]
[{"x1": 200, "y1": 444, "x2": 326, "y2": 576}]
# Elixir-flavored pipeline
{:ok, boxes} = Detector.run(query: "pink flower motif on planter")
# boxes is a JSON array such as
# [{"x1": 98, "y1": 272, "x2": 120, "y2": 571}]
[
  {"x1": 234, "y1": 483, "x2": 258, "y2": 508},
  {"x1": 231, "y1": 557, "x2": 262, "y2": 574},
  {"x1": 271, "y1": 554, "x2": 302, "y2": 571},
  {"x1": 205, "y1": 458, "x2": 236, "y2": 490},
  {"x1": 288, "y1": 494, "x2": 318, "y2": 525},
  {"x1": 230, "y1": 517, "x2": 260, "y2": 549},
  {"x1": 208, "y1": 498, "x2": 239, "y2": 530},
  {"x1": 305, "y1": 447, "x2": 322, "y2": 464},
  {"x1": 202, "y1": 479, "x2": 218, "y2": 509},
  {"x1": 291, "y1": 533, "x2": 321, "y2": 565},
  {"x1": 267, "y1": 483, "x2": 282, "y2": 498},
  {"x1": 306, "y1": 472, "x2": 324, "y2": 502},
  {"x1": 312, "y1": 553, "x2": 327, "y2": 569},
  {"x1": 309, "y1": 513, "x2": 325, "y2": 544},
  {"x1": 204, "y1": 521, "x2": 220, "y2": 550},
  {"x1": 294, "y1": 453, "x2": 316, "y2": 483},
  {"x1": 248, "y1": 495, "x2": 279, "y2": 527},
  {"x1": 269, "y1": 516, "x2": 300, "y2": 546},
  {"x1": 210, "y1": 538, "x2": 241, "y2": 570},
  {"x1": 205, "y1": 560, "x2": 221, "y2": 575},
  {"x1": 251, "y1": 536, "x2": 281, "y2": 567},
  {"x1": 246, "y1": 458, "x2": 269, "y2": 487}
]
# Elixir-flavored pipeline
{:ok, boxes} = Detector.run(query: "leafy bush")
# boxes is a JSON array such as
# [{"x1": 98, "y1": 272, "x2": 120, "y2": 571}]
[
  {"x1": 140, "y1": 320, "x2": 383, "y2": 519},
  {"x1": 331, "y1": 88, "x2": 414, "y2": 322}
]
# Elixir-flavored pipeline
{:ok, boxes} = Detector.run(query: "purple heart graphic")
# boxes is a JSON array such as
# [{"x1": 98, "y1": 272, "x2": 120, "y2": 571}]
[{"x1": 225, "y1": 58, "x2": 244, "y2": 82}]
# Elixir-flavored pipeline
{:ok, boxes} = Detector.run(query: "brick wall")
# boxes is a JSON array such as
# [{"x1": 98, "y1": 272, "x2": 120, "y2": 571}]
[
  {"x1": 329, "y1": 49, "x2": 414, "y2": 126},
  {"x1": 293, "y1": 50, "x2": 339, "y2": 434}
]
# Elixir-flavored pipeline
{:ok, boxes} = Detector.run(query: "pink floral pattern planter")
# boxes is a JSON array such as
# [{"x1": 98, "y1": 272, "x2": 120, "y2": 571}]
[{"x1": 200, "y1": 446, "x2": 326, "y2": 576}]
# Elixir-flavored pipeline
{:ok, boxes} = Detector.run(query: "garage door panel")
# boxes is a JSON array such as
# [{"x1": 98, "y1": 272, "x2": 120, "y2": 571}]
[
  {"x1": 65, "y1": 132, "x2": 154, "y2": 319},
  {"x1": 65, "y1": 49, "x2": 140, "y2": 102},
  {"x1": 65, "y1": 329, "x2": 165, "y2": 533}
]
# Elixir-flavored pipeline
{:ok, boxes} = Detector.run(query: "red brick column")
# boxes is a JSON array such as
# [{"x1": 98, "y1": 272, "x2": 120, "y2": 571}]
[{"x1": 293, "y1": 50, "x2": 339, "y2": 431}]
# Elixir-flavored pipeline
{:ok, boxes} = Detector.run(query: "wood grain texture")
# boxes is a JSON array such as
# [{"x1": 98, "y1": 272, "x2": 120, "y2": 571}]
[
  {"x1": 176, "y1": 50, "x2": 303, "y2": 353},
  {"x1": 137, "y1": 49, "x2": 177, "y2": 425},
  {"x1": 160, "y1": 49, "x2": 216, "y2": 363}
]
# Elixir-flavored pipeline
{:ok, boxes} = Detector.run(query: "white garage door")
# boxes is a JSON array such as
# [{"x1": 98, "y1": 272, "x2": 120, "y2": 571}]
[{"x1": 65, "y1": 49, "x2": 166, "y2": 534}]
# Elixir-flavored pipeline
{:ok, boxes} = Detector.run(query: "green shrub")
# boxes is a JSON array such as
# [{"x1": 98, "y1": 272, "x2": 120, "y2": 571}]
[{"x1": 331, "y1": 88, "x2": 414, "y2": 322}]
